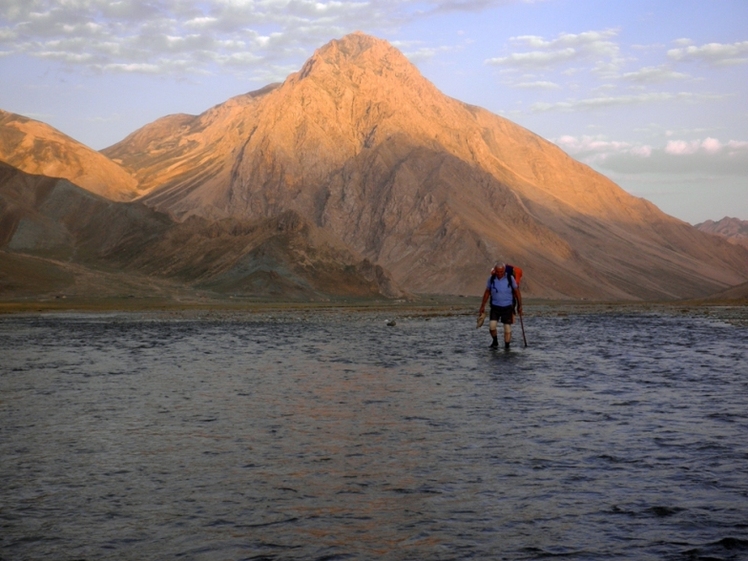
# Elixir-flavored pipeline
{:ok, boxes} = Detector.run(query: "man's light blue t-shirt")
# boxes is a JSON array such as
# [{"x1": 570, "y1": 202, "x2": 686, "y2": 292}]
[{"x1": 487, "y1": 274, "x2": 517, "y2": 307}]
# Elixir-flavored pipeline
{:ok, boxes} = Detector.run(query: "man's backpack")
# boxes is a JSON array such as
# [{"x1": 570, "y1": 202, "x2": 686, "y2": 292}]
[{"x1": 505, "y1": 264, "x2": 523, "y2": 287}]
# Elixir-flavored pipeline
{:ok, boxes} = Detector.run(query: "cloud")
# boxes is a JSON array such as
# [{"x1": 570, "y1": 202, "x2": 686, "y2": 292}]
[
  {"x1": 487, "y1": 47, "x2": 576, "y2": 67},
  {"x1": 531, "y1": 92, "x2": 724, "y2": 112},
  {"x1": 0, "y1": 0, "x2": 518, "y2": 77},
  {"x1": 672, "y1": 38, "x2": 693, "y2": 47},
  {"x1": 664, "y1": 139, "x2": 701, "y2": 155},
  {"x1": 486, "y1": 29, "x2": 622, "y2": 70},
  {"x1": 664, "y1": 137, "x2": 747, "y2": 156},
  {"x1": 513, "y1": 80, "x2": 560, "y2": 89},
  {"x1": 667, "y1": 40, "x2": 748, "y2": 66},
  {"x1": 621, "y1": 65, "x2": 689, "y2": 83},
  {"x1": 98, "y1": 62, "x2": 164, "y2": 74},
  {"x1": 511, "y1": 29, "x2": 618, "y2": 50},
  {"x1": 402, "y1": 44, "x2": 457, "y2": 63},
  {"x1": 555, "y1": 134, "x2": 649, "y2": 161},
  {"x1": 556, "y1": 134, "x2": 748, "y2": 175},
  {"x1": 410, "y1": 0, "x2": 548, "y2": 17}
]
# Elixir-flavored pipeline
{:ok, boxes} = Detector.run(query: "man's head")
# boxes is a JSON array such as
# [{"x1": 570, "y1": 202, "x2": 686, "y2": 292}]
[{"x1": 493, "y1": 262, "x2": 506, "y2": 277}]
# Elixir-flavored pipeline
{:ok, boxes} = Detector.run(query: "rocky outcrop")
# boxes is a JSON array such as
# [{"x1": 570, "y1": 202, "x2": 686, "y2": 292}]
[{"x1": 695, "y1": 217, "x2": 748, "y2": 249}]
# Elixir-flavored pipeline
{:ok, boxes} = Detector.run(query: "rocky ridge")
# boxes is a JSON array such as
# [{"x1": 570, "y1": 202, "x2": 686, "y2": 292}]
[{"x1": 695, "y1": 217, "x2": 748, "y2": 249}]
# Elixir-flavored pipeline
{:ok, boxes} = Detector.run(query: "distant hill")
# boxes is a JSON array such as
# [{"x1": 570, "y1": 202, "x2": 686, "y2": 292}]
[
  {"x1": 695, "y1": 217, "x2": 748, "y2": 250},
  {"x1": 705, "y1": 280, "x2": 748, "y2": 301},
  {"x1": 0, "y1": 109, "x2": 140, "y2": 201},
  {"x1": 0, "y1": 162, "x2": 401, "y2": 301}
]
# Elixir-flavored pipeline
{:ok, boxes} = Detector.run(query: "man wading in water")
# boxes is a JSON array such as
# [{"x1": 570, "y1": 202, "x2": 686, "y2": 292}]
[{"x1": 478, "y1": 262, "x2": 522, "y2": 350}]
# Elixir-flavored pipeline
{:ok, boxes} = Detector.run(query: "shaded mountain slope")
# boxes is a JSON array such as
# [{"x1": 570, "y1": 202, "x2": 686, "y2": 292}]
[
  {"x1": 101, "y1": 32, "x2": 748, "y2": 300},
  {"x1": 704, "y1": 280, "x2": 748, "y2": 301},
  {"x1": 0, "y1": 162, "x2": 401, "y2": 300}
]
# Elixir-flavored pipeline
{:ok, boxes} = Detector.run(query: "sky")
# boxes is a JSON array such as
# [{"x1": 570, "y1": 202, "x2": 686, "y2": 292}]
[{"x1": 1, "y1": 0, "x2": 746, "y2": 224}]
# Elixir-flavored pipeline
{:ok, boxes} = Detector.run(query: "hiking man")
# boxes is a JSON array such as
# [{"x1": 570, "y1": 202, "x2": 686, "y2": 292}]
[{"x1": 478, "y1": 262, "x2": 522, "y2": 349}]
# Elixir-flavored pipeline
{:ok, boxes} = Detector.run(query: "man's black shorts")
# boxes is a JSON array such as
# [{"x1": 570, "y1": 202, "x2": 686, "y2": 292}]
[{"x1": 490, "y1": 305, "x2": 514, "y2": 324}]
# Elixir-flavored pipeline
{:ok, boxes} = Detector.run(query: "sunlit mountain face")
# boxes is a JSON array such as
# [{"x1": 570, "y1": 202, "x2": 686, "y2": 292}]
[{"x1": 2, "y1": 33, "x2": 748, "y2": 301}]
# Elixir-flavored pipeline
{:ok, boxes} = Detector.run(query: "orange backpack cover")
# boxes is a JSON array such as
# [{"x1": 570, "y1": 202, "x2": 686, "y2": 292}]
[{"x1": 506, "y1": 264, "x2": 522, "y2": 286}]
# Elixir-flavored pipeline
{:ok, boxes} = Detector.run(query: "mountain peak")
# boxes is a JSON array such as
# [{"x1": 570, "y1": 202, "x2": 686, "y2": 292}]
[
  {"x1": 296, "y1": 32, "x2": 414, "y2": 81},
  {"x1": 321, "y1": 31, "x2": 387, "y2": 57}
]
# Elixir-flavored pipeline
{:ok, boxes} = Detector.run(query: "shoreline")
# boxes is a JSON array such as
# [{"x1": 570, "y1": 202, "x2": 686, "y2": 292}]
[{"x1": 1, "y1": 296, "x2": 746, "y2": 325}]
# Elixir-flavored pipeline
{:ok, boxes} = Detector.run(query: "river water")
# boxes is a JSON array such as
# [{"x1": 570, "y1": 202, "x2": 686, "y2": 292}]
[{"x1": 1, "y1": 309, "x2": 747, "y2": 560}]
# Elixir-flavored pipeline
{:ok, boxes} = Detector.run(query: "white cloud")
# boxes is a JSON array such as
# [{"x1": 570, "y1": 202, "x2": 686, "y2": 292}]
[
  {"x1": 486, "y1": 28, "x2": 622, "y2": 70},
  {"x1": 184, "y1": 16, "x2": 219, "y2": 29},
  {"x1": 554, "y1": 134, "x2": 648, "y2": 163},
  {"x1": 221, "y1": 51, "x2": 263, "y2": 66},
  {"x1": 727, "y1": 140, "x2": 748, "y2": 151},
  {"x1": 621, "y1": 65, "x2": 689, "y2": 83},
  {"x1": 556, "y1": 134, "x2": 748, "y2": 175},
  {"x1": 664, "y1": 137, "x2": 742, "y2": 156},
  {"x1": 673, "y1": 38, "x2": 693, "y2": 47},
  {"x1": 100, "y1": 62, "x2": 163, "y2": 73},
  {"x1": 403, "y1": 44, "x2": 456, "y2": 63},
  {"x1": 486, "y1": 31, "x2": 744, "y2": 115},
  {"x1": 487, "y1": 47, "x2": 576, "y2": 67},
  {"x1": 667, "y1": 40, "x2": 748, "y2": 66},
  {"x1": 699, "y1": 137, "x2": 721, "y2": 154},
  {"x1": 531, "y1": 92, "x2": 724, "y2": 113},
  {"x1": 511, "y1": 29, "x2": 618, "y2": 50},
  {"x1": 513, "y1": 80, "x2": 560, "y2": 89},
  {"x1": 665, "y1": 139, "x2": 701, "y2": 155},
  {"x1": 0, "y1": 0, "x2": 508, "y2": 77},
  {"x1": 413, "y1": 0, "x2": 547, "y2": 16}
]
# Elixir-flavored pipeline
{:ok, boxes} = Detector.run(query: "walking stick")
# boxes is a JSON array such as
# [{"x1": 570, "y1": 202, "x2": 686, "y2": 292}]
[{"x1": 519, "y1": 308, "x2": 528, "y2": 347}]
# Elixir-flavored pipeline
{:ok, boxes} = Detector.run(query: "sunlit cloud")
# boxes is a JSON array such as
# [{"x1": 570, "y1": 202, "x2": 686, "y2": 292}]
[
  {"x1": 664, "y1": 137, "x2": 748, "y2": 156},
  {"x1": 554, "y1": 134, "x2": 650, "y2": 162},
  {"x1": 555, "y1": 134, "x2": 748, "y2": 175},
  {"x1": 667, "y1": 40, "x2": 748, "y2": 66}
]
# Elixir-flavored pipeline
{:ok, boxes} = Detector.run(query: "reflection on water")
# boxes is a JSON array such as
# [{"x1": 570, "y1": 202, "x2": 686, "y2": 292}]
[{"x1": 1, "y1": 311, "x2": 747, "y2": 560}]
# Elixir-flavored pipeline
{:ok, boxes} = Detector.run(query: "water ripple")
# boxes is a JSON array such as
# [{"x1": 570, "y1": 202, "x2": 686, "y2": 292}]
[{"x1": 1, "y1": 311, "x2": 747, "y2": 560}]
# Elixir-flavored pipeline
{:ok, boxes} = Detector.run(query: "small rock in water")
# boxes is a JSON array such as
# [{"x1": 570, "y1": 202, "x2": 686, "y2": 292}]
[{"x1": 386, "y1": 319, "x2": 396, "y2": 327}]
